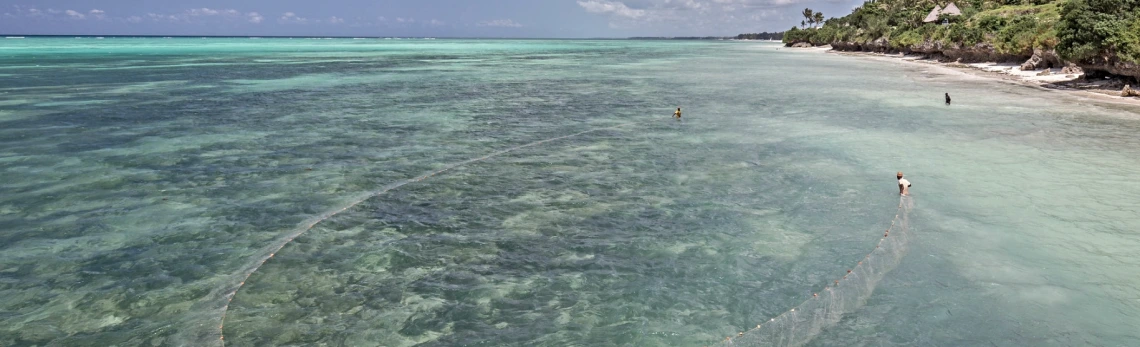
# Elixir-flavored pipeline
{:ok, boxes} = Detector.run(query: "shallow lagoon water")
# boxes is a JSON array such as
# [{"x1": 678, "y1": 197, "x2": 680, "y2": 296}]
[{"x1": 1, "y1": 38, "x2": 1138, "y2": 346}]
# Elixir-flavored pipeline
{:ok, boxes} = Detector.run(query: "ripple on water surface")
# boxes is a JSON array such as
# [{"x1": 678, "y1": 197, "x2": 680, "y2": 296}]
[{"x1": 0, "y1": 39, "x2": 1138, "y2": 347}]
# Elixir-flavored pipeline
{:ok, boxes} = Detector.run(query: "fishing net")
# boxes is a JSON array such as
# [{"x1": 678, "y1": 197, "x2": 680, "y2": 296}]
[
  {"x1": 721, "y1": 196, "x2": 914, "y2": 347},
  {"x1": 173, "y1": 125, "x2": 633, "y2": 346}
]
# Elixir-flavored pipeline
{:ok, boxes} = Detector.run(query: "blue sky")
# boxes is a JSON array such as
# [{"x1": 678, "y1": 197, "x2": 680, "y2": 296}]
[{"x1": 1, "y1": 0, "x2": 860, "y2": 37}]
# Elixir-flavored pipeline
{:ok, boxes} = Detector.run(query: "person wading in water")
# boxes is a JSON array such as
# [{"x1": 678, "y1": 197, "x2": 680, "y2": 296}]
[
  {"x1": 945, "y1": 93, "x2": 952, "y2": 105},
  {"x1": 897, "y1": 172, "x2": 912, "y2": 196},
  {"x1": 673, "y1": 107, "x2": 682, "y2": 119}
]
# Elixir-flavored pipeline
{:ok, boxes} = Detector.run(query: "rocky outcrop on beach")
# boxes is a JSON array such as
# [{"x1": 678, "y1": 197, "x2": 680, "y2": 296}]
[
  {"x1": 937, "y1": 43, "x2": 1024, "y2": 63},
  {"x1": 828, "y1": 39, "x2": 906, "y2": 54},
  {"x1": 864, "y1": 38, "x2": 891, "y2": 53},
  {"x1": 790, "y1": 42, "x2": 814, "y2": 48},
  {"x1": 829, "y1": 40, "x2": 1026, "y2": 64},
  {"x1": 1073, "y1": 55, "x2": 1140, "y2": 81},
  {"x1": 822, "y1": 37, "x2": 1135, "y2": 81},
  {"x1": 1021, "y1": 48, "x2": 1063, "y2": 70},
  {"x1": 904, "y1": 40, "x2": 941, "y2": 54},
  {"x1": 1124, "y1": 85, "x2": 1140, "y2": 97},
  {"x1": 826, "y1": 38, "x2": 1137, "y2": 85},
  {"x1": 825, "y1": 38, "x2": 893, "y2": 53},
  {"x1": 829, "y1": 41, "x2": 860, "y2": 51}
]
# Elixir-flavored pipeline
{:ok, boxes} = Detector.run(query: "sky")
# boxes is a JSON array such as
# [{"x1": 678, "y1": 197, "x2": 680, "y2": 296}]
[{"x1": 0, "y1": 0, "x2": 861, "y2": 38}]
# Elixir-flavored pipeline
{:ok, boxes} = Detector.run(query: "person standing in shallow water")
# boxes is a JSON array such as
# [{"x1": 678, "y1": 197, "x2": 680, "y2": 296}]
[
  {"x1": 673, "y1": 107, "x2": 682, "y2": 119},
  {"x1": 897, "y1": 172, "x2": 912, "y2": 196},
  {"x1": 945, "y1": 93, "x2": 952, "y2": 105}
]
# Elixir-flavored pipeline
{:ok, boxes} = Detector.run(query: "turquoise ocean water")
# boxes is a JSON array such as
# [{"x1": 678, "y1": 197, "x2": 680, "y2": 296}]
[{"x1": 1, "y1": 38, "x2": 1138, "y2": 346}]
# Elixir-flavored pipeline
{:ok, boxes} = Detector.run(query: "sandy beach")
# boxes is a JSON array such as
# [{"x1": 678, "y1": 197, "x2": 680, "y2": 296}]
[{"x1": 826, "y1": 49, "x2": 1140, "y2": 108}]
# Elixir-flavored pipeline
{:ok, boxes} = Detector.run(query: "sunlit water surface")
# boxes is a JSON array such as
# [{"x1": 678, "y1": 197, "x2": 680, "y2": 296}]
[{"x1": 1, "y1": 38, "x2": 1138, "y2": 346}]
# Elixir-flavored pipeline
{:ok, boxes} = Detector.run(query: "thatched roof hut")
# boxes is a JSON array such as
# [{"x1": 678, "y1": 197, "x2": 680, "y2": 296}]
[
  {"x1": 923, "y1": 5, "x2": 942, "y2": 23},
  {"x1": 942, "y1": 2, "x2": 962, "y2": 16},
  {"x1": 923, "y1": 3, "x2": 961, "y2": 23}
]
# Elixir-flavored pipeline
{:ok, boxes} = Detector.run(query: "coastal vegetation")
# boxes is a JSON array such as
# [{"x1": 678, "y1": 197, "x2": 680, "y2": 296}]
[
  {"x1": 1056, "y1": 0, "x2": 1140, "y2": 77},
  {"x1": 734, "y1": 32, "x2": 785, "y2": 40},
  {"x1": 782, "y1": 0, "x2": 1140, "y2": 80},
  {"x1": 629, "y1": 36, "x2": 741, "y2": 40},
  {"x1": 630, "y1": 33, "x2": 786, "y2": 40},
  {"x1": 801, "y1": 8, "x2": 827, "y2": 28}
]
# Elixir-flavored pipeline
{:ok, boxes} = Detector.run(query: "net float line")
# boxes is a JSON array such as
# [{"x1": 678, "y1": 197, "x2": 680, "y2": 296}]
[{"x1": 720, "y1": 196, "x2": 913, "y2": 347}]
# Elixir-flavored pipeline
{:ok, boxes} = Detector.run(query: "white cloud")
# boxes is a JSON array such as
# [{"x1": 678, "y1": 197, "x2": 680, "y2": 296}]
[
  {"x1": 188, "y1": 8, "x2": 219, "y2": 16},
  {"x1": 576, "y1": 0, "x2": 821, "y2": 33},
  {"x1": 9, "y1": 4, "x2": 273, "y2": 25},
  {"x1": 183, "y1": 8, "x2": 243, "y2": 19},
  {"x1": 396, "y1": 17, "x2": 414, "y2": 23},
  {"x1": 577, "y1": 0, "x2": 646, "y2": 19},
  {"x1": 279, "y1": 12, "x2": 308, "y2": 24},
  {"x1": 477, "y1": 19, "x2": 523, "y2": 28},
  {"x1": 329, "y1": 16, "x2": 344, "y2": 24},
  {"x1": 427, "y1": 19, "x2": 445, "y2": 26},
  {"x1": 128, "y1": 8, "x2": 249, "y2": 23}
]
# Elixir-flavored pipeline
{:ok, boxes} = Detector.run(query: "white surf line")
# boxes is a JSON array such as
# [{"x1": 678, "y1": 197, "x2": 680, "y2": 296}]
[{"x1": 212, "y1": 123, "x2": 633, "y2": 344}]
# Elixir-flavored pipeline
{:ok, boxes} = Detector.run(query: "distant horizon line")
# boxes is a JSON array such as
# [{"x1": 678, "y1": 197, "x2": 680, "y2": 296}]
[{"x1": 1, "y1": 34, "x2": 769, "y2": 40}]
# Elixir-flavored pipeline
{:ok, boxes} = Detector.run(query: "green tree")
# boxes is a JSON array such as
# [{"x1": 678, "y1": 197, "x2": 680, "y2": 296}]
[
  {"x1": 813, "y1": 12, "x2": 825, "y2": 28},
  {"x1": 783, "y1": 27, "x2": 815, "y2": 45},
  {"x1": 802, "y1": 8, "x2": 815, "y2": 28},
  {"x1": 1057, "y1": 0, "x2": 1140, "y2": 63}
]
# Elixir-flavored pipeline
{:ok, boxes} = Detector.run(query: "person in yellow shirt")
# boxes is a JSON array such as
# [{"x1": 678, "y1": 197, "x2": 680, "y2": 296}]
[{"x1": 673, "y1": 107, "x2": 682, "y2": 118}]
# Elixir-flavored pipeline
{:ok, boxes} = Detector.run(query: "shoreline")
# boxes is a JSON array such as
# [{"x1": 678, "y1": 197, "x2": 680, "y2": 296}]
[
  {"x1": 785, "y1": 46, "x2": 1140, "y2": 108},
  {"x1": 836, "y1": 51, "x2": 1140, "y2": 108}
]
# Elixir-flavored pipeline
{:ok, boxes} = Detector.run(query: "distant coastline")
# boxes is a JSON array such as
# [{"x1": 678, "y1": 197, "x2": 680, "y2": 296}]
[
  {"x1": 3, "y1": 34, "x2": 791, "y2": 41},
  {"x1": 628, "y1": 36, "x2": 731, "y2": 40},
  {"x1": 0, "y1": 35, "x2": 656, "y2": 40},
  {"x1": 629, "y1": 32, "x2": 784, "y2": 41},
  {"x1": 1, "y1": 34, "x2": 776, "y2": 41}
]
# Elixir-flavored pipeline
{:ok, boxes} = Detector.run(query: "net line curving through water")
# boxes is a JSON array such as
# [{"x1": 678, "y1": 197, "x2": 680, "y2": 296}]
[
  {"x1": 176, "y1": 119, "x2": 914, "y2": 347},
  {"x1": 176, "y1": 123, "x2": 635, "y2": 346},
  {"x1": 720, "y1": 196, "x2": 914, "y2": 347}
]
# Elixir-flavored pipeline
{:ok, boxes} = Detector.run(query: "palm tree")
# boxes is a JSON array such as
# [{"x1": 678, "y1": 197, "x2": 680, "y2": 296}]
[
  {"x1": 813, "y1": 12, "x2": 824, "y2": 28},
  {"x1": 801, "y1": 20, "x2": 806, "y2": 29},
  {"x1": 802, "y1": 8, "x2": 814, "y2": 28}
]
